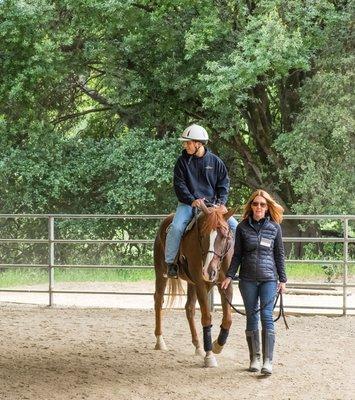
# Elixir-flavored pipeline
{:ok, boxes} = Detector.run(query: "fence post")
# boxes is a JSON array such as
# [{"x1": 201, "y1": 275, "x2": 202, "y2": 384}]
[
  {"x1": 342, "y1": 218, "x2": 349, "y2": 316},
  {"x1": 48, "y1": 216, "x2": 55, "y2": 307}
]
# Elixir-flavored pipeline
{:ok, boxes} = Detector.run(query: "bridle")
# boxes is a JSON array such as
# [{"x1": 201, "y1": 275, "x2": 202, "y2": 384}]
[
  {"x1": 201, "y1": 230, "x2": 233, "y2": 264},
  {"x1": 196, "y1": 214, "x2": 233, "y2": 272}
]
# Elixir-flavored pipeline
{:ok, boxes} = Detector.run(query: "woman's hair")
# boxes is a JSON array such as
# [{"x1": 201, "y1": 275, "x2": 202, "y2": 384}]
[{"x1": 242, "y1": 189, "x2": 284, "y2": 223}]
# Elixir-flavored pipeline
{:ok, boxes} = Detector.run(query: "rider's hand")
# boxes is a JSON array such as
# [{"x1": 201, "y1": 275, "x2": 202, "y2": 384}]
[
  {"x1": 191, "y1": 198, "x2": 205, "y2": 208},
  {"x1": 277, "y1": 282, "x2": 286, "y2": 294},
  {"x1": 220, "y1": 277, "x2": 232, "y2": 290}
]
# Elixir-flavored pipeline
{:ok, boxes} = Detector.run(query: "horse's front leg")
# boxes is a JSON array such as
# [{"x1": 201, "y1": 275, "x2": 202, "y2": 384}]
[
  {"x1": 212, "y1": 283, "x2": 233, "y2": 354},
  {"x1": 185, "y1": 284, "x2": 204, "y2": 356},
  {"x1": 196, "y1": 285, "x2": 218, "y2": 368}
]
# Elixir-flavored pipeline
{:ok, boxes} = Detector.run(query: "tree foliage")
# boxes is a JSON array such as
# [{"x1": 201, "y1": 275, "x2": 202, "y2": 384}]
[
  {"x1": 0, "y1": 0, "x2": 353, "y2": 217},
  {"x1": 276, "y1": 4, "x2": 354, "y2": 213},
  {"x1": 0, "y1": 126, "x2": 177, "y2": 214}
]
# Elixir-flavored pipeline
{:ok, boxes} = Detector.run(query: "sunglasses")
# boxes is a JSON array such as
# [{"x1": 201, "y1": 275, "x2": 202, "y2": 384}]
[{"x1": 251, "y1": 201, "x2": 268, "y2": 208}]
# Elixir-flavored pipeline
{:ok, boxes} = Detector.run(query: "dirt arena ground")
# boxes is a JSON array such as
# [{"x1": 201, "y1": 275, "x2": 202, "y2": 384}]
[{"x1": 0, "y1": 304, "x2": 353, "y2": 400}]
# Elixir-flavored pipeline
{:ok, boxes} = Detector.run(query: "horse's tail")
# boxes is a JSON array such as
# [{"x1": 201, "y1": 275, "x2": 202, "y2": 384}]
[{"x1": 167, "y1": 277, "x2": 185, "y2": 308}]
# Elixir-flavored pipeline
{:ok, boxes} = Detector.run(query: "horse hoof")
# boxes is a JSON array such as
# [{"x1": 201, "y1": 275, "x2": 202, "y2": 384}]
[
  {"x1": 212, "y1": 340, "x2": 224, "y2": 354},
  {"x1": 204, "y1": 354, "x2": 218, "y2": 368},
  {"x1": 154, "y1": 335, "x2": 168, "y2": 351},
  {"x1": 195, "y1": 347, "x2": 204, "y2": 357}
]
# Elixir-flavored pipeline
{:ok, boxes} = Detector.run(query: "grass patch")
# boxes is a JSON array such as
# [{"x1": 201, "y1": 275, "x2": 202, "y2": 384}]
[
  {"x1": 286, "y1": 263, "x2": 326, "y2": 280},
  {"x1": 0, "y1": 263, "x2": 353, "y2": 287},
  {"x1": 286, "y1": 263, "x2": 354, "y2": 282},
  {"x1": 0, "y1": 268, "x2": 48, "y2": 287},
  {"x1": 0, "y1": 267, "x2": 155, "y2": 287},
  {"x1": 55, "y1": 268, "x2": 155, "y2": 282}
]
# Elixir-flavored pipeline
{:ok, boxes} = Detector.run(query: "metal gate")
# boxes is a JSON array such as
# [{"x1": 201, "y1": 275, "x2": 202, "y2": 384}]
[{"x1": 0, "y1": 214, "x2": 354, "y2": 315}]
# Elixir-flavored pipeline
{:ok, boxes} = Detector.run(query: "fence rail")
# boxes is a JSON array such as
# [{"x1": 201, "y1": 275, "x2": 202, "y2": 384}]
[{"x1": 0, "y1": 214, "x2": 354, "y2": 314}]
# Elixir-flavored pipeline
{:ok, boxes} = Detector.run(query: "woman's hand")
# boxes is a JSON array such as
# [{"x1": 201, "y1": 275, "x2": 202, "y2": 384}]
[
  {"x1": 220, "y1": 277, "x2": 232, "y2": 290},
  {"x1": 278, "y1": 282, "x2": 286, "y2": 294}
]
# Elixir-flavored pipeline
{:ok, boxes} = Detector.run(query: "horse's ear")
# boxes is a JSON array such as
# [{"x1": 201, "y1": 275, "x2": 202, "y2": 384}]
[{"x1": 223, "y1": 208, "x2": 236, "y2": 221}]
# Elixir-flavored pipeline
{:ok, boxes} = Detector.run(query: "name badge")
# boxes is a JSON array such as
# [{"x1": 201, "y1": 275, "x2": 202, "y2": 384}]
[{"x1": 260, "y1": 237, "x2": 272, "y2": 248}]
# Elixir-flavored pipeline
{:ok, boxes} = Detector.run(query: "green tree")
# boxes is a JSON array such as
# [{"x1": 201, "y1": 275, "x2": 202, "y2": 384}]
[
  {"x1": 276, "y1": 5, "x2": 354, "y2": 214},
  {"x1": 0, "y1": 0, "x2": 352, "y2": 218}
]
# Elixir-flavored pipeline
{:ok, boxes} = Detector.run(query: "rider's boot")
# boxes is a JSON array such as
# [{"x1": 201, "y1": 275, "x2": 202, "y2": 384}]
[{"x1": 165, "y1": 263, "x2": 178, "y2": 279}]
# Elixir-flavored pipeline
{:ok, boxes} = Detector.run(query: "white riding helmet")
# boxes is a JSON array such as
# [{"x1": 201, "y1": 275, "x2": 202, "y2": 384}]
[{"x1": 179, "y1": 124, "x2": 209, "y2": 143}]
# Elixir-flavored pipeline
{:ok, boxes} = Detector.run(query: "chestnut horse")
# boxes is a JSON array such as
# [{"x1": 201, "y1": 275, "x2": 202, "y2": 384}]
[{"x1": 153, "y1": 204, "x2": 235, "y2": 367}]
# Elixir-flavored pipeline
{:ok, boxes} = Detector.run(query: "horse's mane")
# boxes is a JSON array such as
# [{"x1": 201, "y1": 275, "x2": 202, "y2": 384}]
[{"x1": 200, "y1": 208, "x2": 229, "y2": 235}]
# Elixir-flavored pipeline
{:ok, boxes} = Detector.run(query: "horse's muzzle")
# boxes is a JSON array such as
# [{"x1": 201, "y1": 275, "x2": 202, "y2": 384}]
[{"x1": 202, "y1": 265, "x2": 219, "y2": 283}]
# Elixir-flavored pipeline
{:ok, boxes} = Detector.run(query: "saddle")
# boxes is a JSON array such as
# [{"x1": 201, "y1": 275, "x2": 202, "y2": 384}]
[{"x1": 165, "y1": 211, "x2": 201, "y2": 236}]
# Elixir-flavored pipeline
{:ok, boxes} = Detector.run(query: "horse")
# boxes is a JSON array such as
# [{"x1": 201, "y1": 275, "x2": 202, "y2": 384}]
[{"x1": 153, "y1": 203, "x2": 235, "y2": 367}]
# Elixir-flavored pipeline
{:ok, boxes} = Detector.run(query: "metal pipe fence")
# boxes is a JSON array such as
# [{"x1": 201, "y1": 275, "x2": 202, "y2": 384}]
[{"x1": 0, "y1": 214, "x2": 354, "y2": 315}]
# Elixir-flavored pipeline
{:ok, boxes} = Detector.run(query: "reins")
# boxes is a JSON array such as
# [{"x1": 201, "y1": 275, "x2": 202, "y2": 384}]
[
  {"x1": 218, "y1": 283, "x2": 289, "y2": 330},
  {"x1": 194, "y1": 203, "x2": 289, "y2": 330}
]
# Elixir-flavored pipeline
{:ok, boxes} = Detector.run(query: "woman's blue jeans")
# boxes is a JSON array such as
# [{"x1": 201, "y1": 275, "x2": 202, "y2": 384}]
[
  {"x1": 165, "y1": 202, "x2": 238, "y2": 265},
  {"x1": 239, "y1": 279, "x2": 277, "y2": 331}
]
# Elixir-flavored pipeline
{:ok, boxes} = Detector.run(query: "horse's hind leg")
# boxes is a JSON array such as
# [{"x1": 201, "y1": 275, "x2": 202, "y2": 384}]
[
  {"x1": 154, "y1": 275, "x2": 168, "y2": 350},
  {"x1": 185, "y1": 283, "x2": 204, "y2": 356}
]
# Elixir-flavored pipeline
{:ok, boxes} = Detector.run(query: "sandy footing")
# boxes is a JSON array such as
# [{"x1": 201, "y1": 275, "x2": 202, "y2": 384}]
[{"x1": 0, "y1": 303, "x2": 354, "y2": 400}]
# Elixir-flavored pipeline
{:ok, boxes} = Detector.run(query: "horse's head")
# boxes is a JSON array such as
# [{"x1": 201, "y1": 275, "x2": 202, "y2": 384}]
[{"x1": 198, "y1": 204, "x2": 235, "y2": 283}]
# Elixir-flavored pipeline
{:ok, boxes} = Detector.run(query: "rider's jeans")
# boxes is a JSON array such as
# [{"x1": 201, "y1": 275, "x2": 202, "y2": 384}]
[
  {"x1": 164, "y1": 202, "x2": 238, "y2": 265},
  {"x1": 239, "y1": 279, "x2": 277, "y2": 331}
]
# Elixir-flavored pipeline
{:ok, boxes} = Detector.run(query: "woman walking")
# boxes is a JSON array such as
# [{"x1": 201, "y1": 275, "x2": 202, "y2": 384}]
[{"x1": 221, "y1": 189, "x2": 287, "y2": 375}]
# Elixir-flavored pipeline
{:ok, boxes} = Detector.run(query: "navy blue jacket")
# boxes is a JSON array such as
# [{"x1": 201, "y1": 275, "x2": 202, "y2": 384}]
[
  {"x1": 226, "y1": 217, "x2": 287, "y2": 283},
  {"x1": 173, "y1": 148, "x2": 230, "y2": 205}
]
